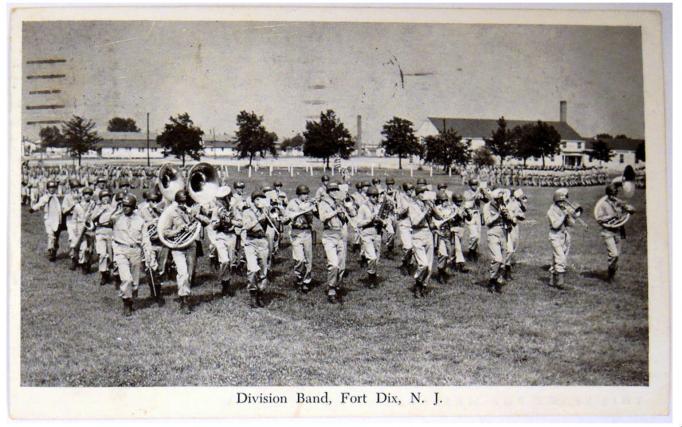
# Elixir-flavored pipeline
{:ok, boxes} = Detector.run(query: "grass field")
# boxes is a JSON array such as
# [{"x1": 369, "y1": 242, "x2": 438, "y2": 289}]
[{"x1": 20, "y1": 169, "x2": 649, "y2": 386}]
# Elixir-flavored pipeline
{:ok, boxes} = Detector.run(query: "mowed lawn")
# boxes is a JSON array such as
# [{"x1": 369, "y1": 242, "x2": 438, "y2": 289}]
[{"x1": 20, "y1": 169, "x2": 648, "y2": 386}]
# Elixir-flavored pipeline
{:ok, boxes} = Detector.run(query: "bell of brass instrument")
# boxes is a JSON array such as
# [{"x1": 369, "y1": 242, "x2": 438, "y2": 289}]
[
  {"x1": 564, "y1": 200, "x2": 583, "y2": 217},
  {"x1": 158, "y1": 163, "x2": 184, "y2": 203},
  {"x1": 188, "y1": 162, "x2": 220, "y2": 206}
]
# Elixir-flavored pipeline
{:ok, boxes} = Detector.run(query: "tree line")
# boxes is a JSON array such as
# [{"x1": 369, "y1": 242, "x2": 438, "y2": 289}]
[{"x1": 36, "y1": 112, "x2": 644, "y2": 168}]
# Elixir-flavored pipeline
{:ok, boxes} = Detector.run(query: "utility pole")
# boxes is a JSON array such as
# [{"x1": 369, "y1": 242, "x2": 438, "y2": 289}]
[{"x1": 146, "y1": 112, "x2": 150, "y2": 167}]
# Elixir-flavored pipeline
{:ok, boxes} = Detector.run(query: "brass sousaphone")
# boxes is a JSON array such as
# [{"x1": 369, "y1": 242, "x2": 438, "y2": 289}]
[{"x1": 156, "y1": 163, "x2": 201, "y2": 250}]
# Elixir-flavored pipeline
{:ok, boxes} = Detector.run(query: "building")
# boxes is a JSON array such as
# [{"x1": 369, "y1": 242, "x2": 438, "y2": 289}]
[
  {"x1": 95, "y1": 132, "x2": 238, "y2": 159},
  {"x1": 415, "y1": 101, "x2": 643, "y2": 170}
]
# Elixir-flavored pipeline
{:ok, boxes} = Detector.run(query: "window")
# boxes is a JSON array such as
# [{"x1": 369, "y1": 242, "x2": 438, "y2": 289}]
[
  {"x1": 562, "y1": 142, "x2": 567, "y2": 148},
  {"x1": 619, "y1": 154, "x2": 624, "y2": 163},
  {"x1": 577, "y1": 142, "x2": 582, "y2": 150}
]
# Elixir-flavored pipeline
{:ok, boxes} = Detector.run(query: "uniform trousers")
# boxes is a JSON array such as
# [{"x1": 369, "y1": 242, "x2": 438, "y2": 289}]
[
  {"x1": 214, "y1": 231, "x2": 238, "y2": 282},
  {"x1": 412, "y1": 228, "x2": 434, "y2": 284},
  {"x1": 486, "y1": 225, "x2": 507, "y2": 280},
  {"x1": 113, "y1": 243, "x2": 142, "y2": 299},
  {"x1": 505, "y1": 225, "x2": 520, "y2": 267},
  {"x1": 549, "y1": 229, "x2": 571, "y2": 274},
  {"x1": 600, "y1": 229, "x2": 621, "y2": 269},
  {"x1": 451, "y1": 226, "x2": 466, "y2": 264},
  {"x1": 322, "y1": 229, "x2": 346, "y2": 294},
  {"x1": 171, "y1": 243, "x2": 197, "y2": 296},
  {"x1": 290, "y1": 229, "x2": 313, "y2": 285},
  {"x1": 244, "y1": 237, "x2": 269, "y2": 291},
  {"x1": 360, "y1": 227, "x2": 381, "y2": 275},
  {"x1": 95, "y1": 228, "x2": 113, "y2": 273},
  {"x1": 466, "y1": 212, "x2": 481, "y2": 253}
]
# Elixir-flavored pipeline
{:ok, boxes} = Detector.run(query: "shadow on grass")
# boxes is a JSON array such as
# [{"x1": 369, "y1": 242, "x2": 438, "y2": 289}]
[{"x1": 581, "y1": 270, "x2": 608, "y2": 282}]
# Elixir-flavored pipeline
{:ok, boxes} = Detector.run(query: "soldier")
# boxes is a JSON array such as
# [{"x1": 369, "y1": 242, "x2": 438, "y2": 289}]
[
  {"x1": 317, "y1": 182, "x2": 350, "y2": 303},
  {"x1": 29, "y1": 180, "x2": 63, "y2": 262},
  {"x1": 409, "y1": 185, "x2": 435, "y2": 298},
  {"x1": 594, "y1": 184, "x2": 636, "y2": 282},
  {"x1": 241, "y1": 191, "x2": 272, "y2": 308},
  {"x1": 382, "y1": 177, "x2": 398, "y2": 254},
  {"x1": 105, "y1": 194, "x2": 157, "y2": 316},
  {"x1": 372, "y1": 177, "x2": 385, "y2": 195},
  {"x1": 284, "y1": 185, "x2": 316, "y2": 293},
  {"x1": 160, "y1": 190, "x2": 201, "y2": 313},
  {"x1": 354, "y1": 186, "x2": 383, "y2": 289},
  {"x1": 61, "y1": 179, "x2": 83, "y2": 270},
  {"x1": 449, "y1": 194, "x2": 470, "y2": 273},
  {"x1": 482, "y1": 189, "x2": 511, "y2": 293},
  {"x1": 504, "y1": 189, "x2": 528, "y2": 279},
  {"x1": 209, "y1": 188, "x2": 242, "y2": 296},
  {"x1": 261, "y1": 185, "x2": 280, "y2": 266},
  {"x1": 462, "y1": 178, "x2": 486, "y2": 261},
  {"x1": 73, "y1": 187, "x2": 97, "y2": 274},
  {"x1": 93, "y1": 177, "x2": 108, "y2": 200},
  {"x1": 138, "y1": 189, "x2": 169, "y2": 283},
  {"x1": 547, "y1": 188, "x2": 575, "y2": 290},
  {"x1": 90, "y1": 189, "x2": 117, "y2": 286},
  {"x1": 432, "y1": 190, "x2": 456, "y2": 284},
  {"x1": 349, "y1": 181, "x2": 369, "y2": 253},
  {"x1": 437, "y1": 182, "x2": 453, "y2": 201},
  {"x1": 315, "y1": 175, "x2": 331, "y2": 200},
  {"x1": 396, "y1": 182, "x2": 415, "y2": 275}
]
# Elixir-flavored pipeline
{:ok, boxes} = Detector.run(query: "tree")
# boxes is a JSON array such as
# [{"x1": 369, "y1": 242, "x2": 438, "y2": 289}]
[
  {"x1": 380, "y1": 117, "x2": 422, "y2": 169},
  {"x1": 233, "y1": 111, "x2": 278, "y2": 167},
  {"x1": 423, "y1": 128, "x2": 471, "y2": 173},
  {"x1": 107, "y1": 117, "x2": 140, "y2": 132},
  {"x1": 512, "y1": 121, "x2": 561, "y2": 168},
  {"x1": 303, "y1": 110, "x2": 354, "y2": 170},
  {"x1": 280, "y1": 134, "x2": 305, "y2": 151},
  {"x1": 39, "y1": 125, "x2": 65, "y2": 148},
  {"x1": 484, "y1": 116, "x2": 515, "y2": 166},
  {"x1": 473, "y1": 146, "x2": 496, "y2": 167},
  {"x1": 596, "y1": 133, "x2": 613, "y2": 139},
  {"x1": 590, "y1": 139, "x2": 614, "y2": 164},
  {"x1": 615, "y1": 134, "x2": 628, "y2": 139},
  {"x1": 156, "y1": 113, "x2": 204, "y2": 166},
  {"x1": 61, "y1": 115, "x2": 102, "y2": 166},
  {"x1": 636, "y1": 142, "x2": 645, "y2": 162}
]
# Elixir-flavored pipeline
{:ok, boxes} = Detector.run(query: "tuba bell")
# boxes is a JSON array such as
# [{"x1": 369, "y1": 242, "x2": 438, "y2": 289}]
[
  {"x1": 188, "y1": 162, "x2": 221, "y2": 206},
  {"x1": 158, "y1": 163, "x2": 184, "y2": 203}
]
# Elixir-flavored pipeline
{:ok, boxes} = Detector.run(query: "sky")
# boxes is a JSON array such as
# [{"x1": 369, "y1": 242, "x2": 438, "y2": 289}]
[{"x1": 22, "y1": 21, "x2": 644, "y2": 144}]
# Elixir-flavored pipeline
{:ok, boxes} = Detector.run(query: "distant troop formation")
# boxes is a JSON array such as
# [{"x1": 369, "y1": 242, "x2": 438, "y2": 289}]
[{"x1": 24, "y1": 162, "x2": 638, "y2": 317}]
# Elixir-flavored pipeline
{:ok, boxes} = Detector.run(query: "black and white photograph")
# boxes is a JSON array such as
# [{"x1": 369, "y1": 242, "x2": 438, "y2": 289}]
[{"x1": 8, "y1": 5, "x2": 670, "y2": 419}]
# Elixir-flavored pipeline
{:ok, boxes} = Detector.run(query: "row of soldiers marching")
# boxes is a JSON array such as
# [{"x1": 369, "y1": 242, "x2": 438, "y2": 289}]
[{"x1": 27, "y1": 162, "x2": 637, "y2": 316}]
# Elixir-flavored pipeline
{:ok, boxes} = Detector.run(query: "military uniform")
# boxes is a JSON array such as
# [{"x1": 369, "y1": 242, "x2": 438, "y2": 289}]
[
  {"x1": 547, "y1": 189, "x2": 575, "y2": 289},
  {"x1": 482, "y1": 193, "x2": 509, "y2": 292},
  {"x1": 73, "y1": 194, "x2": 97, "y2": 272},
  {"x1": 408, "y1": 192, "x2": 434, "y2": 297},
  {"x1": 61, "y1": 186, "x2": 82, "y2": 268},
  {"x1": 354, "y1": 193, "x2": 382, "y2": 287},
  {"x1": 284, "y1": 195, "x2": 315, "y2": 292},
  {"x1": 594, "y1": 190, "x2": 635, "y2": 282},
  {"x1": 91, "y1": 194, "x2": 117, "y2": 285},
  {"x1": 209, "y1": 197, "x2": 242, "y2": 295},
  {"x1": 504, "y1": 191, "x2": 527, "y2": 274},
  {"x1": 30, "y1": 183, "x2": 63, "y2": 261},
  {"x1": 317, "y1": 193, "x2": 348, "y2": 301},
  {"x1": 462, "y1": 184, "x2": 485, "y2": 260},
  {"x1": 241, "y1": 196, "x2": 271, "y2": 307},
  {"x1": 160, "y1": 202, "x2": 198, "y2": 300}
]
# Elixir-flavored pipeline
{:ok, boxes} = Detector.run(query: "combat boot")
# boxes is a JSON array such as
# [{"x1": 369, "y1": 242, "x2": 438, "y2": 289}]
[
  {"x1": 412, "y1": 279, "x2": 422, "y2": 299},
  {"x1": 179, "y1": 296, "x2": 192, "y2": 314},
  {"x1": 487, "y1": 278, "x2": 497, "y2": 293},
  {"x1": 327, "y1": 291, "x2": 338, "y2": 304},
  {"x1": 70, "y1": 256, "x2": 78, "y2": 271},
  {"x1": 607, "y1": 259, "x2": 618, "y2": 283},
  {"x1": 555, "y1": 273, "x2": 566, "y2": 290},
  {"x1": 256, "y1": 290, "x2": 266, "y2": 308},
  {"x1": 154, "y1": 285, "x2": 165, "y2": 306},
  {"x1": 249, "y1": 290, "x2": 259, "y2": 309},
  {"x1": 99, "y1": 271, "x2": 109, "y2": 286},
  {"x1": 132, "y1": 289, "x2": 139, "y2": 299},
  {"x1": 504, "y1": 265, "x2": 513, "y2": 280},
  {"x1": 301, "y1": 281, "x2": 310, "y2": 294},
  {"x1": 367, "y1": 272, "x2": 378, "y2": 289},
  {"x1": 122, "y1": 298, "x2": 133, "y2": 317},
  {"x1": 456, "y1": 262, "x2": 469, "y2": 273},
  {"x1": 81, "y1": 262, "x2": 90, "y2": 275},
  {"x1": 495, "y1": 277, "x2": 505, "y2": 293},
  {"x1": 48, "y1": 248, "x2": 56, "y2": 262},
  {"x1": 469, "y1": 251, "x2": 478, "y2": 263},
  {"x1": 221, "y1": 280, "x2": 233, "y2": 297}
]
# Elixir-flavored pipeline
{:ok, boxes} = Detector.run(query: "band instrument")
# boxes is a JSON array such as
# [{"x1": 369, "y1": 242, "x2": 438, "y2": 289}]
[
  {"x1": 564, "y1": 200, "x2": 588, "y2": 228},
  {"x1": 594, "y1": 196, "x2": 635, "y2": 229}
]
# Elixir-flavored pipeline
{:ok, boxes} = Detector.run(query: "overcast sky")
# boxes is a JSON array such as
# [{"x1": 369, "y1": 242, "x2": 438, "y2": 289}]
[{"x1": 22, "y1": 21, "x2": 644, "y2": 143}]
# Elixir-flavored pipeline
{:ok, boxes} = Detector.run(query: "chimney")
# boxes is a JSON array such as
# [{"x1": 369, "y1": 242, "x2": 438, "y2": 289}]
[
  {"x1": 560, "y1": 100, "x2": 567, "y2": 123},
  {"x1": 356, "y1": 114, "x2": 362, "y2": 149}
]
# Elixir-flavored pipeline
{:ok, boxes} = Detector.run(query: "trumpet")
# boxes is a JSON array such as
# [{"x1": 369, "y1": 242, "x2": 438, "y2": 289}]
[
  {"x1": 83, "y1": 200, "x2": 97, "y2": 231},
  {"x1": 563, "y1": 200, "x2": 588, "y2": 228}
]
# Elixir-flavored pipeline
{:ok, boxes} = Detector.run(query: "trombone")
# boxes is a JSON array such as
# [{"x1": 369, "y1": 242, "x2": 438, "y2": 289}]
[{"x1": 564, "y1": 200, "x2": 588, "y2": 228}]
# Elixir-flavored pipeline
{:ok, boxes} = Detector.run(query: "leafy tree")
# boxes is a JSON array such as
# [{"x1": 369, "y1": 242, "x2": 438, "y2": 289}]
[
  {"x1": 281, "y1": 134, "x2": 305, "y2": 151},
  {"x1": 590, "y1": 139, "x2": 614, "y2": 164},
  {"x1": 107, "y1": 117, "x2": 140, "y2": 132},
  {"x1": 233, "y1": 111, "x2": 278, "y2": 167},
  {"x1": 636, "y1": 142, "x2": 645, "y2": 162},
  {"x1": 303, "y1": 110, "x2": 354, "y2": 170},
  {"x1": 39, "y1": 125, "x2": 65, "y2": 148},
  {"x1": 61, "y1": 115, "x2": 102, "y2": 166},
  {"x1": 484, "y1": 116, "x2": 515, "y2": 166},
  {"x1": 156, "y1": 113, "x2": 204, "y2": 166},
  {"x1": 423, "y1": 129, "x2": 471, "y2": 173},
  {"x1": 615, "y1": 134, "x2": 628, "y2": 139},
  {"x1": 596, "y1": 133, "x2": 613, "y2": 139},
  {"x1": 380, "y1": 116, "x2": 422, "y2": 169},
  {"x1": 512, "y1": 121, "x2": 561, "y2": 168},
  {"x1": 473, "y1": 146, "x2": 496, "y2": 168}
]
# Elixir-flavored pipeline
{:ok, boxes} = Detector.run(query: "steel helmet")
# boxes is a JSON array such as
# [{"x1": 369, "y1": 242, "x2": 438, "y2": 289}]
[
  {"x1": 296, "y1": 185, "x2": 310, "y2": 195},
  {"x1": 553, "y1": 188, "x2": 569, "y2": 202},
  {"x1": 436, "y1": 190, "x2": 449, "y2": 202},
  {"x1": 366, "y1": 186, "x2": 380, "y2": 196},
  {"x1": 122, "y1": 194, "x2": 137, "y2": 208}
]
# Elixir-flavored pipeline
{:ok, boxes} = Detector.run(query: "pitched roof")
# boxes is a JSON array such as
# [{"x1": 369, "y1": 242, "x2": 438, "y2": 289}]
[
  {"x1": 584, "y1": 138, "x2": 643, "y2": 151},
  {"x1": 427, "y1": 117, "x2": 583, "y2": 141},
  {"x1": 97, "y1": 138, "x2": 235, "y2": 149}
]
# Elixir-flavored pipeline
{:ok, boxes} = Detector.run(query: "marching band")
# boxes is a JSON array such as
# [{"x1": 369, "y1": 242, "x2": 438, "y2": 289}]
[{"x1": 24, "y1": 162, "x2": 637, "y2": 317}]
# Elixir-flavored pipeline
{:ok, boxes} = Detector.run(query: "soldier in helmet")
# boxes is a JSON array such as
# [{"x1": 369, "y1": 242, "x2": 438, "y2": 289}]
[
  {"x1": 315, "y1": 175, "x2": 331, "y2": 200},
  {"x1": 90, "y1": 189, "x2": 117, "y2": 286},
  {"x1": 482, "y1": 189, "x2": 511, "y2": 293},
  {"x1": 449, "y1": 193, "x2": 470, "y2": 273},
  {"x1": 61, "y1": 178, "x2": 83, "y2": 270},
  {"x1": 241, "y1": 191, "x2": 273, "y2": 308},
  {"x1": 547, "y1": 188, "x2": 575, "y2": 290},
  {"x1": 102, "y1": 194, "x2": 157, "y2": 317},
  {"x1": 504, "y1": 189, "x2": 528, "y2": 279},
  {"x1": 354, "y1": 185, "x2": 383, "y2": 289},
  {"x1": 29, "y1": 180, "x2": 63, "y2": 262},
  {"x1": 409, "y1": 185, "x2": 435, "y2": 298},
  {"x1": 594, "y1": 184, "x2": 636, "y2": 282},
  {"x1": 432, "y1": 190, "x2": 455, "y2": 284},
  {"x1": 462, "y1": 178, "x2": 486, "y2": 262},
  {"x1": 396, "y1": 182, "x2": 416, "y2": 275},
  {"x1": 73, "y1": 187, "x2": 97, "y2": 274},
  {"x1": 349, "y1": 181, "x2": 369, "y2": 253},
  {"x1": 160, "y1": 190, "x2": 201, "y2": 313},
  {"x1": 382, "y1": 177, "x2": 398, "y2": 254},
  {"x1": 208, "y1": 186, "x2": 241, "y2": 297},
  {"x1": 317, "y1": 182, "x2": 352, "y2": 303},
  {"x1": 284, "y1": 185, "x2": 317, "y2": 293}
]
